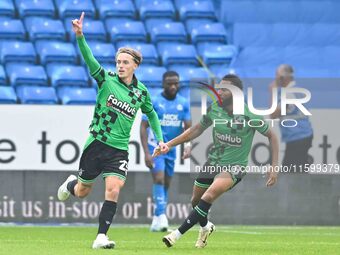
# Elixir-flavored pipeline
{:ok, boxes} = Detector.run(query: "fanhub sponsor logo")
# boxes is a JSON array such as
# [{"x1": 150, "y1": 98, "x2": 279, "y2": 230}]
[
  {"x1": 215, "y1": 132, "x2": 242, "y2": 146},
  {"x1": 107, "y1": 94, "x2": 136, "y2": 118}
]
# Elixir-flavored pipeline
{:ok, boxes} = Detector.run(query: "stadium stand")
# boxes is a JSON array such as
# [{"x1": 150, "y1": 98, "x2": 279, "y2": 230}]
[
  {"x1": 35, "y1": 40, "x2": 77, "y2": 64},
  {"x1": 135, "y1": 65, "x2": 167, "y2": 87},
  {"x1": 139, "y1": 0, "x2": 175, "y2": 20},
  {"x1": 0, "y1": 66, "x2": 6, "y2": 85},
  {"x1": 16, "y1": 85, "x2": 58, "y2": 104},
  {"x1": 46, "y1": 64, "x2": 89, "y2": 87},
  {"x1": 0, "y1": 86, "x2": 17, "y2": 103},
  {"x1": 105, "y1": 18, "x2": 147, "y2": 42},
  {"x1": 57, "y1": 86, "x2": 96, "y2": 105},
  {"x1": 64, "y1": 18, "x2": 107, "y2": 42},
  {"x1": 0, "y1": 0, "x2": 338, "y2": 107},
  {"x1": 0, "y1": 18, "x2": 26, "y2": 40},
  {"x1": 55, "y1": 0, "x2": 96, "y2": 19},
  {"x1": 0, "y1": 0, "x2": 15, "y2": 17},
  {"x1": 15, "y1": 0, "x2": 56, "y2": 18},
  {"x1": 6, "y1": 63, "x2": 48, "y2": 86},
  {"x1": 95, "y1": 0, "x2": 136, "y2": 20},
  {"x1": 25, "y1": 17, "x2": 66, "y2": 41},
  {"x1": 1, "y1": 41, "x2": 37, "y2": 63},
  {"x1": 76, "y1": 41, "x2": 115, "y2": 65}
]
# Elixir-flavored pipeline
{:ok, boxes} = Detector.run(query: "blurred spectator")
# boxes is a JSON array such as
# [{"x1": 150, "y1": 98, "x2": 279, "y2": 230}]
[{"x1": 269, "y1": 64, "x2": 313, "y2": 173}]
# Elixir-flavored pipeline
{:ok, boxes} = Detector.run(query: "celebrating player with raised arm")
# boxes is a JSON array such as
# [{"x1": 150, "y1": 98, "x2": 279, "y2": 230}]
[
  {"x1": 57, "y1": 12, "x2": 167, "y2": 249},
  {"x1": 153, "y1": 74, "x2": 279, "y2": 249}
]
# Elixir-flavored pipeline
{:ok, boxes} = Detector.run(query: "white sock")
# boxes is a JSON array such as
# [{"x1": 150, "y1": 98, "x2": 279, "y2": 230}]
[
  {"x1": 201, "y1": 221, "x2": 211, "y2": 231},
  {"x1": 173, "y1": 229, "x2": 182, "y2": 240}
]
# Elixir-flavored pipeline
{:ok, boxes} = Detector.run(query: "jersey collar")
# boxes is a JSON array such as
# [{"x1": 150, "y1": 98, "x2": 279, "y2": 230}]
[{"x1": 117, "y1": 74, "x2": 138, "y2": 89}]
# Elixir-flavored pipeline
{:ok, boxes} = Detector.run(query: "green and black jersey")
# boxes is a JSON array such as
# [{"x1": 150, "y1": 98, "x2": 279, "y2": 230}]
[
  {"x1": 77, "y1": 35, "x2": 163, "y2": 151},
  {"x1": 200, "y1": 102, "x2": 269, "y2": 166}
]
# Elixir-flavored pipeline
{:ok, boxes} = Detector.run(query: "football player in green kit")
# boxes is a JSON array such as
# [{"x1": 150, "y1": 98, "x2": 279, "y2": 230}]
[
  {"x1": 153, "y1": 74, "x2": 279, "y2": 249},
  {"x1": 57, "y1": 12, "x2": 167, "y2": 249}
]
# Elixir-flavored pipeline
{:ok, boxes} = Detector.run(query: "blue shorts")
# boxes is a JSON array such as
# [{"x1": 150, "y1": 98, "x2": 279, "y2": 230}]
[{"x1": 152, "y1": 154, "x2": 175, "y2": 177}]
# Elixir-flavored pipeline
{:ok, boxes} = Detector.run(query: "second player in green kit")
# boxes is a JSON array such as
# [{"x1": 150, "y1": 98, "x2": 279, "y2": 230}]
[{"x1": 153, "y1": 74, "x2": 279, "y2": 249}]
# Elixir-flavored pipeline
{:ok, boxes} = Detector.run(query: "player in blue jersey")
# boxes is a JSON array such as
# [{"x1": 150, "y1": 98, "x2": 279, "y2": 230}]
[
  {"x1": 269, "y1": 64, "x2": 313, "y2": 172},
  {"x1": 140, "y1": 71, "x2": 192, "y2": 231}
]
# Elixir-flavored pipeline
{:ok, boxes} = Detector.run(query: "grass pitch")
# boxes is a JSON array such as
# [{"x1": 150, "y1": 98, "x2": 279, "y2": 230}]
[{"x1": 1, "y1": 225, "x2": 340, "y2": 255}]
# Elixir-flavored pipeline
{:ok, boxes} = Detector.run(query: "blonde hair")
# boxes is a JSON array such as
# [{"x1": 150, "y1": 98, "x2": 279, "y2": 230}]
[{"x1": 115, "y1": 47, "x2": 143, "y2": 66}]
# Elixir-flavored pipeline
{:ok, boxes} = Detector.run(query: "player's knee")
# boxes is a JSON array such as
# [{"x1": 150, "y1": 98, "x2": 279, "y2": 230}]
[
  {"x1": 105, "y1": 187, "x2": 120, "y2": 200},
  {"x1": 76, "y1": 189, "x2": 90, "y2": 198},
  {"x1": 153, "y1": 176, "x2": 164, "y2": 185}
]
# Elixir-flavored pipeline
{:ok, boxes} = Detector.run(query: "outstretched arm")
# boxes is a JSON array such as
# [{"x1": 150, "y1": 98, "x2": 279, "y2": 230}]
[
  {"x1": 73, "y1": 12, "x2": 101, "y2": 76},
  {"x1": 140, "y1": 120, "x2": 154, "y2": 169}
]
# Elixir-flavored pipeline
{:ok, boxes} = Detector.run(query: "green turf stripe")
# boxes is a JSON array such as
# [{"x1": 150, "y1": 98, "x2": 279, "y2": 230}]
[
  {"x1": 194, "y1": 206, "x2": 207, "y2": 217},
  {"x1": 194, "y1": 180, "x2": 210, "y2": 189},
  {"x1": 78, "y1": 176, "x2": 95, "y2": 184},
  {"x1": 102, "y1": 173, "x2": 126, "y2": 181}
]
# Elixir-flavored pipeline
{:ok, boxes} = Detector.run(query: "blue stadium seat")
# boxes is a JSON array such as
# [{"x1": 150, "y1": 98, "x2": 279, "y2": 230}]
[
  {"x1": 55, "y1": 0, "x2": 96, "y2": 19},
  {"x1": 116, "y1": 41, "x2": 158, "y2": 65},
  {"x1": 149, "y1": 22, "x2": 187, "y2": 44},
  {"x1": 144, "y1": 18, "x2": 174, "y2": 32},
  {"x1": 6, "y1": 63, "x2": 48, "y2": 86},
  {"x1": 1, "y1": 41, "x2": 37, "y2": 63},
  {"x1": 232, "y1": 46, "x2": 340, "y2": 71},
  {"x1": 15, "y1": 0, "x2": 56, "y2": 18},
  {"x1": 0, "y1": 65, "x2": 6, "y2": 85},
  {"x1": 135, "y1": 66, "x2": 167, "y2": 87},
  {"x1": 0, "y1": 0, "x2": 15, "y2": 17},
  {"x1": 185, "y1": 18, "x2": 214, "y2": 34},
  {"x1": 65, "y1": 18, "x2": 107, "y2": 42},
  {"x1": 77, "y1": 41, "x2": 115, "y2": 65},
  {"x1": 35, "y1": 40, "x2": 77, "y2": 64},
  {"x1": 169, "y1": 66, "x2": 210, "y2": 87},
  {"x1": 0, "y1": 86, "x2": 17, "y2": 103},
  {"x1": 95, "y1": 0, "x2": 136, "y2": 19},
  {"x1": 191, "y1": 23, "x2": 227, "y2": 44},
  {"x1": 139, "y1": 0, "x2": 175, "y2": 20},
  {"x1": 157, "y1": 43, "x2": 198, "y2": 66},
  {"x1": 46, "y1": 64, "x2": 89, "y2": 87},
  {"x1": 16, "y1": 85, "x2": 58, "y2": 104},
  {"x1": 201, "y1": 45, "x2": 237, "y2": 66},
  {"x1": 58, "y1": 86, "x2": 96, "y2": 105},
  {"x1": 101, "y1": 63, "x2": 115, "y2": 72},
  {"x1": 25, "y1": 17, "x2": 66, "y2": 41},
  {"x1": 232, "y1": 47, "x2": 283, "y2": 69},
  {"x1": 147, "y1": 87, "x2": 162, "y2": 97},
  {"x1": 0, "y1": 18, "x2": 26, "y2": 40},
  {"x1": 106, "y1": 19, "x2": 147, "y2": 42},
  {"x1": 233, "y1": 23, "x2": 340, "y2": 47},
  {"x1": 175, "y1": 0, "x2": 216, "y2": 21},
  {"x1": 220, "y1": 0, "x2": 340, "y2": 23}
]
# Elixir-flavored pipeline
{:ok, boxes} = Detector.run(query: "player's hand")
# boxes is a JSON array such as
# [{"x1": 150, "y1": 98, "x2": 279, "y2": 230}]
[
  {"x1": 72, "y1": 11, "x2": 84, "y2": 36},
  {"x1": 182, "y1": 144, "x2": 191, "y2": 159},
  {"x1": 266, "y1": 167, "x2": 278, "y2": 187},
  {"x1": 152, "y1": 142, "x2": 169, "y2": 158},
  {"x1": 144, "y1": 153, "x2": 154, "y2": 169}
]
